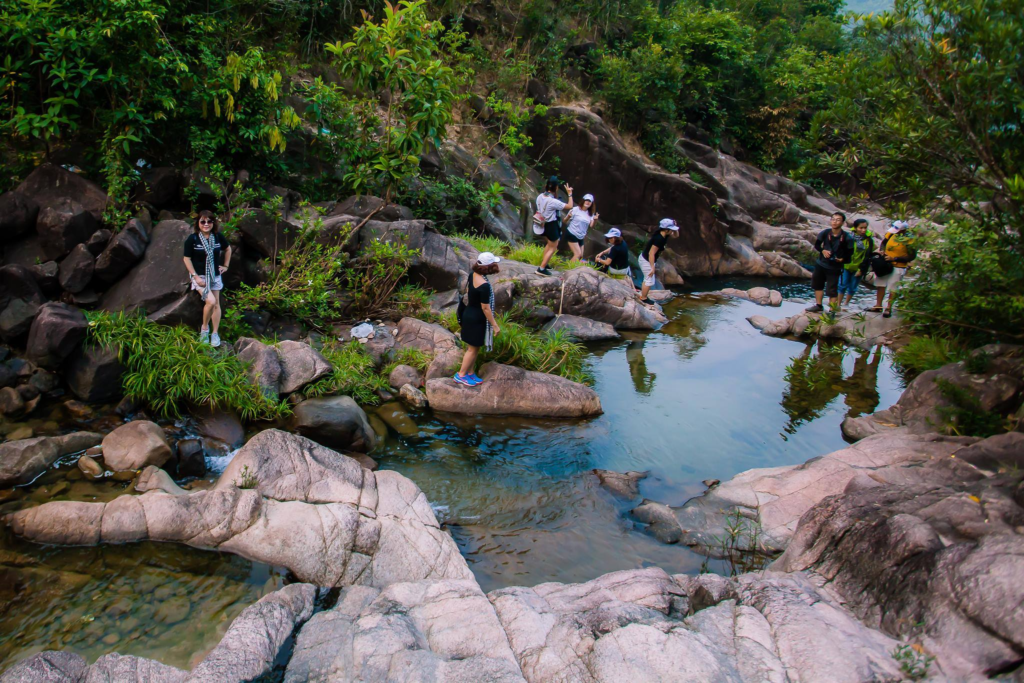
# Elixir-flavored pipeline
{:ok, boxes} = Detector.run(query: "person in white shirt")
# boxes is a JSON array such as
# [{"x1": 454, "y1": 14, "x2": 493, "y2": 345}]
[
  {"x1": 563, "y1": 193, "x2": 599, "y2": 262},
  {"x1": 534, "y1": 176, "x2": 573, "y2": 275}
]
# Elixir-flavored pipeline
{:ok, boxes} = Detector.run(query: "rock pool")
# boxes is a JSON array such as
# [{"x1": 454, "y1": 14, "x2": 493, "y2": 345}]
[{"x1": 0, "y1": 278, "x2": 904, "y2": 670}]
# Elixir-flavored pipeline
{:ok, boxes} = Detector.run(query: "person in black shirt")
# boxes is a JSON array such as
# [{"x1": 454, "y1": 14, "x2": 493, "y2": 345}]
[
  {"x1": 183, "y1": 210, "x2": 232, "y2": 347},
  {"x1": 455, "y1": 253, "x2": 502, "y2": 386},
  {"x1": 806, "y1": 212, "x2": 852, "y2": 313},
  {"x1": 595, "y1": 227, "x2": 636, "y2": 293},
  {"x1": 638, "y1": 218, "x2": 679, "y2": 304}
]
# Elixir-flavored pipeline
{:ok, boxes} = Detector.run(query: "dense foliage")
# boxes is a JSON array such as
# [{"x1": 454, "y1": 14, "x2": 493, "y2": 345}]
[
  {"x1": 87, "y1": 311, "x2": 289, "y2": 420},
  {"x1": 803, "y1": 0, "x2": 1024, "y2": 343}
]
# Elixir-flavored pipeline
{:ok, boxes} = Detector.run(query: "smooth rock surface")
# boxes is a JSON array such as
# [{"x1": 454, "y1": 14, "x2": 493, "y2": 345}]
[
  {"x1": 25, "y1": 303, "x2": 87, "y2": 369},
  {"x1": 0, "y1": 432, "x2": 102, "y2": 487},
  {"x1": 100, "y1": 220, "x2": 193, "y2": 321},
  {"x1": 234, "y1": 337, "x2": 282, "y2": 399},
  {"x1": 100, "y1": 420, "x2": 173, "y2": 472},
  {"x1": 276, "y1": 340, "x2": 333, "y2": 394},
  {"x1": 426, "y1": 363, "x2": 602, "y2": 418},
  {"x1": 291, "y1": 396, "x2": 377, "y2": 453},
  {"x1": 541, "y1": 314, "x2": 620, "y2": 341}
]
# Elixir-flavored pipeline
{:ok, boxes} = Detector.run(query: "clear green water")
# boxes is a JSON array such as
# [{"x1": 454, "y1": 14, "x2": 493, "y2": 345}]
[
  {"x1": 0, "y1": 278, "x2": 903, "y2": 670},
  {"x1": 370, "y1": 279, "x2": 905, "y2": 591}
]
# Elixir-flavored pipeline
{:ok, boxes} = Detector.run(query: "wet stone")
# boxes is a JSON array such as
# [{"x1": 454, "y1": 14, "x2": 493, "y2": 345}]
[
  {"x1": 7, "y1": 425, "x2": 33, "y2": 441},
  {"x1": 77, "y1": 455, "x2": 104, "y2": 479},
  {"x1": 64, "y1": 400, "x2": 94, "y2": 420},
  {"x1": 153, "y1": 596, "x2": 190, "y2": 625}
]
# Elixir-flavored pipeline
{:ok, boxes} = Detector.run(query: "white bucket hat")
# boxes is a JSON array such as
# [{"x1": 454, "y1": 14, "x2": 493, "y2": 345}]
[
  {"x1": 659, "y1": 218, "x2": 679, "y2": 231},
  {"x1": 477, "y1": 252, "x2": 501, "y2": 266}
]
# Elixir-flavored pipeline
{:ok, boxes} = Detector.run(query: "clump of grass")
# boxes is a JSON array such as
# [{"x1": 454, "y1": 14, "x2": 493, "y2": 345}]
[
  {"x1": 505, "y1": 243, "x2": 548, "y2": 266},
  {"x1": 389, "y1": 283, "x2": 433, "y2": 319},
  {"x1": 482, "y1": 313, "x2": 592, "y2": 384},
  {"x1": 382, "y1": 347, "x2": 432, "y2": 377},
  {"x1": 303, "y1": 339, "x2": 390, "y2": 405},
  {"x1": 964, "y1": 349, "x2": 991, "y2": 375},
  {"x1": 87, "y1": 311, "x2": 289, "y2": 421},
  {"x1": 892, "y1": 644, "x2": 934, "y2": 681},
  {"x1": 235, "y1": 465, "x2": 259, "y2": 490},
  {"x1": 449, "y1": 232, "x2": 510, "y2": 256},
  {"x1": 895, "y1": 336, "x2": 966, "y2": 375}
]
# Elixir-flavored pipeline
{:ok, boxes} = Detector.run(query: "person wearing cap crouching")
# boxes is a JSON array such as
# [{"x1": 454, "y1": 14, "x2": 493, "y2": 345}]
[
  {"x1": 595, "y1": 227, "x2": 636, "y2": 293},
  {"x1": 455, "y1": 252, "x2": 503, "y2": 387},
  {"x1": 638, "y1": 219, "x2": 679, "y2": 304},
  {"x1": 563, "y1": 193, "x2": 599, "y2": 262},
  {"x1": 534, "y1": 176, "x2": 574, "y2": 275},
  {"x1": 872, "y1": 220, "x2": 916, "y2": 318}
]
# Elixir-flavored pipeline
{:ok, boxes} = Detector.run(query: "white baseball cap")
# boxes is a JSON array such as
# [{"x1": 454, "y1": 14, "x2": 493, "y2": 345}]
[
  {"x1": 477, "y1": 252, "x2": 501, "y2": 265},
  {"x1": 604, "y1": 227, "x2": 621, "y2": 238},
  {"x1": 891, "y1": 220, "x2": 910, "y2": 231},
  {"x1": 582, "y1": 193, "x2": 595, "y2": 203},
  {"x1": 659, "y1": 218, "x2": 679, "y2": 231}
]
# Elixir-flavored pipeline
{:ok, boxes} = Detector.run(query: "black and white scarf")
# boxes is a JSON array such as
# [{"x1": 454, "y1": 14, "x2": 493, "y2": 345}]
[
  {"x1": 484, "y1": 276, "x2": 495, "y2": 351},
  {"x1": 198, "y1": 231, "x2": 216, "y2": 299}
]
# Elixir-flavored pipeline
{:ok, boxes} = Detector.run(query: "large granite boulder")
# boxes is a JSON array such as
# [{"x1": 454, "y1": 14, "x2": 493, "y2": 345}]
[
  {"x1": 0, "y1": 265, "x2": 46, "y2": 341},
  {"x1": 5, "y1": 430, "x2": 472, "y2": 587},
  {"x1": 0, "y1": 190, "x2": 39, "y2": 243},
  {"x1": 843, "y1": 344, "x2": 1024, "y2": 440},
  {"x1": 711, "y1": 286, "x2": 783, "y2": 307},
  {"x1": 276, "y1": 340, "x2": 333, "y2": 394},
  {"x1": 489, "y1": 567, "x2": 904, "y2": 682},
  {"x1": 541, "y1": 314, "x2": 620, "y2": 341},
  {"x1": 100, "y1": 220, "x2": 193, "y2": 321},
  {"x1": 393, "y1": 317, "x2": 463, "y2": 380},
  {"x1": 65, "y1": 344, "x2": 124, "y2": 403},
  {"x1": 137, "y1": 166, "x2": 181, "y2": 208},
  {"x1": 0, "y1": 431, "x2": 102, "y2": 487},
  {"x1": 93, "y1": 217, "x2": 149, "y2": 283},
  {"x1": 235, "y1": 337, "x2": 283, "y2": 398},
  {"x1": 100, "y1": 420, "x2": 173, "y2": 471},
  {"x1": 291, "y1": 396, "x2": 377, "y2": 453},
  {"x1": 285, "y1": 580, "x2": 525, "y2": 682},
  {"x1": 425, "y1": 362, "x2": 602, "y2": 418},
  {"x1": 16, "y1": 164, "x2": 108, "y2": 260},
  {"x1": 57, "y1": 243, "x2": 94, "y2": 293},
  {"x1": 25, "y1": 302, "x2": 87, "y2": 369},
  {"x1": 237, "y1": 207, "x2": 294, "y2": 258},
  {"x1": 776, "y1": 432, "x2": 1024, "y2": 680}
]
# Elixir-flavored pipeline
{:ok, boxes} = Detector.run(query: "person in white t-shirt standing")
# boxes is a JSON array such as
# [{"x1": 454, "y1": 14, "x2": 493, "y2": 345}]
[
  {"x1": 563, "y1": 193, "x2": 599, "y2": 263},
  {"x1": 534, "y1": 176, "x2": 573, "y2": 275}
]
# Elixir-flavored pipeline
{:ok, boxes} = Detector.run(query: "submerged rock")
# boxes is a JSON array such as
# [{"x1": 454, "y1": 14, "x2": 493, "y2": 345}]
[
  {"x1": 425, "y1": 363, "x2": 602, "y2": 418},
  {"x1": 593, "y1": 469, "x2": 647, "y2": 498},
  {"x1": 0, "y1": 432, "x2": 102, "y2": 488},
  {"x1": 291, "y1": 396, "x2": 377, "y2": 453}
]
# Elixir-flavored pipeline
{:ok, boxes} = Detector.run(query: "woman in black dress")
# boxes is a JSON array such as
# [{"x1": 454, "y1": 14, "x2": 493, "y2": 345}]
[{"x1": 456, "y1": 252, "x2": 502, "y2": 386}]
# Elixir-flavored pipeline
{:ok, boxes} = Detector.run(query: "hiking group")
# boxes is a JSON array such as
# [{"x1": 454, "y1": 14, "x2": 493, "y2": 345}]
[{"x1": 805, "y1": 212, "x2": 916, "y2": 319}]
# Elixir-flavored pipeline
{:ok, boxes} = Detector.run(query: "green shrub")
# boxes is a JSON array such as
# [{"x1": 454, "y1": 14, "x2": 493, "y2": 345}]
[
  {"x1": 345, "y1": 238, "x2": 418, "y2": 318},
  {"x1": 389, "y1": 284, "x2": 434, "y2": 320},
  {"x1": 400, "y1": 176, "x2": 497, "y2": 232},
  {"x1": 86, "y1": 312, "x2": 289, "y2": 421},
  {"x1": 934, "y1": 378, "x2": 1006, "y2": 437},
  {"x1": 303, "y1": 340, "x2": 390, "y2": 405},
  {"x1": 894, "y1": 336, "x2": 966, "y2": 376}
]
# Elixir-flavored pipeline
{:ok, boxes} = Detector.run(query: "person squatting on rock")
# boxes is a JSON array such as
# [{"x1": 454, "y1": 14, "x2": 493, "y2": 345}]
[
  {"x1": 534, "y1": 176, "x2": 573, "y2": 275},
  {"x1": 837, "y1": 218, "x2": 874, "y2": 310},
  {"x1": 183, "y1": 210, "x2": 232, "y2": 347},
  {"x1": 638, "y1": 218, "x2": 679, "y2": 304},
  {"x1": 455, "y1": 252, "x2": 502, "y2": 387},
  {"x1": 563, "y1": 193, "x2": 599, "y2": 263},
  {"x1": 806, "y1": 212, "x2": 852, "y2": 313},
  {"x1": 594, "y1": 227, "x2": 636, "y2": 294},
  {"x1": 872, "y1": 220, "x2": 916, "y2": 318}
]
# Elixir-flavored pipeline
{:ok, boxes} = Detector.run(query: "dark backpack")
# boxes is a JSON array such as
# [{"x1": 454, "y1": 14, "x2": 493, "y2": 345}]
[
  {"x1": 869, "y1": 252, "x2": 894, "y2": 277},
  {"x1": 456, "y1": 294, "x2": 467, "y2": 326}
]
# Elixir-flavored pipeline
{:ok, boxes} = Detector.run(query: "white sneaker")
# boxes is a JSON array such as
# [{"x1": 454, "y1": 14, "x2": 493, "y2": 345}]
[
  {"x1": 210, "y1": 332, "x2": 221, "y2": 348},
  {"x1": 199, "y1": 327, "x2": 210, "y2": 344}
]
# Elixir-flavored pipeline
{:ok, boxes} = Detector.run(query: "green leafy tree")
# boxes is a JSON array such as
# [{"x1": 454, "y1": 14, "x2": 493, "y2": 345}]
[{"x1": 325, "y1": 0, "x2": 468, "y2": 199}]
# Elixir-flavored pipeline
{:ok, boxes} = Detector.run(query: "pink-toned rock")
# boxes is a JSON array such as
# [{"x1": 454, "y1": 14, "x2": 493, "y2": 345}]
[{"x1": 101, "y1": 420, "x2": 172, "y2": 471}]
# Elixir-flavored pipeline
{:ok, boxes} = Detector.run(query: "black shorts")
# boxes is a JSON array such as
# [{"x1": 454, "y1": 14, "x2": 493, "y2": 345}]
[
  {"x1": 543, "y1": 220, "x2": 561, "y2": 243},
  {"x1": 565, "y1": 232, "x2": 585, "y2": 245},
  {"x1": 811, "y1": 264, "x2": 841, "y2": 297}
]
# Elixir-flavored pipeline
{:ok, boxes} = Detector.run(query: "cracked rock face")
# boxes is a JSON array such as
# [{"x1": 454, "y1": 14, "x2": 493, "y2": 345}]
[
  {"x1": 487, "y1": 567, "x2": 904, "y2": 683},
  {"x1": 285, "y1": 579, "x2": 525, "y2": 682},
  {"x1": 4, "y1": 429, "x2": 471, "y2": 588}
]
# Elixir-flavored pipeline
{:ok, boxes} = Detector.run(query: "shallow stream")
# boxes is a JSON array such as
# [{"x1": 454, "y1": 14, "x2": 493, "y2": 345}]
[{"x1": 0, "y1": 278, "x2": 905, "y2": 671}]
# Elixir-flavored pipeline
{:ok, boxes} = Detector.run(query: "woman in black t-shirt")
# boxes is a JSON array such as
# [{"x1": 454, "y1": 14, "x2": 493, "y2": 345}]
[
  {"x1": 455, "y1": 253, "x2": 502, "y2": 387},
  {"x1": 638, "y1": 218, "x2": 679, "y2": 304},
  {"x1": 182, "y1": 210, "x2": 232, "y2": 348},
  {"x1": 594, "y1": 227, "x2": 636, "y2": 293}
]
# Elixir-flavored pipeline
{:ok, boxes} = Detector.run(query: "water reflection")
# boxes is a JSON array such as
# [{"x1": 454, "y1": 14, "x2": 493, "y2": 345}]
[
  {"x1": 781, "y1": 341, "x2": 884, "y2": 433},
  {"x1": 626, "y1": 337, "x2": 656, "y2": 395}
]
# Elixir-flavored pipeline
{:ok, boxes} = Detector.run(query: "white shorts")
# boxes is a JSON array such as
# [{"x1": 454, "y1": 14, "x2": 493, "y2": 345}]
[
  {"x1": 608, "y1": 266, "x2": 631, "y2": 278},
  {"x1": 638, "y1": 256, "x2": 656, "y2": 287},
  {"x1": 874, "y1": 267, "x2": 906, "y2": 291},
  {"x1": 192, "y1": 274, "x2": 224, "y2": 295}
]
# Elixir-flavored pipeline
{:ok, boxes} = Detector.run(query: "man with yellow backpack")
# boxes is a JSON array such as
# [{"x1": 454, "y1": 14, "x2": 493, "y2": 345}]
[{"x1": 871, "y1": 220, "x2": 916, "y2": 318}]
